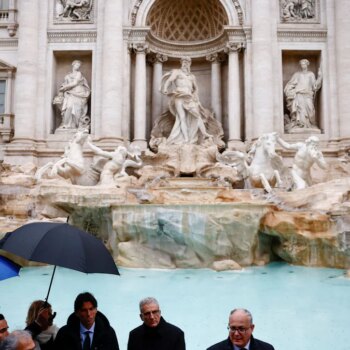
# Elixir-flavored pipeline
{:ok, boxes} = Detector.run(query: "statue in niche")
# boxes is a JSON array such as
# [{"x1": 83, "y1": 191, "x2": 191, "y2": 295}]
[
  {"x1": 56, "y1": 0, "x2": 93, "y2": 21},
  {"x1": 216, "y1": 132, "x2": 284, "y2": 193},
  {"x1": 86, "y1": 138, "x2": 142, "y2": 186},
  {"x1": 150, "y1": 57, "x2": 224, "y2": 151},
  {"x1": 284, "y1": 59, "x2": 322, "y2": 133},
  {"x1": 53, "y1": 60, "x2": 91, "y2": 131},
  {"x1": 281, "y1": 0, "x2": 316, "y2": 21},
  {"x1": 277, "y1": 135, "x2": 326, "y2": 190},
  {"x1": 35, "y1": 129, "x2": 98, "y2": 186}
]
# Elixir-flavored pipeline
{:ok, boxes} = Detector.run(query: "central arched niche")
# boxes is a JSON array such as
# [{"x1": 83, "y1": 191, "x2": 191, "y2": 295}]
[
  {"x1": 146, "y1": 0, "x2": 229, "y2": 42},
  {"x1": 140, "y1": 0, "x2": 239, "y2": 142}
]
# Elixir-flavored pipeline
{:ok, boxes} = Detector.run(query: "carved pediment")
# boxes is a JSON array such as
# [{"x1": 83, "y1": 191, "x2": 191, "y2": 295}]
[{"x1": 0, "y1": 59, "x2": 16, "y2": 72}]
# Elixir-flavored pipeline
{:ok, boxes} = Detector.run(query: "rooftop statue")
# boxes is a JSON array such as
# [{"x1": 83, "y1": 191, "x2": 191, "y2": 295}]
[
  {"x1": 217, "y1": 132, "x2": 284, "y2": 193},
  {"x1": 150, "y1": 57, "x2": 224, "y2": 151},
  {"x1": 53, "y1": 60, "x2": 91, "y2": 131},
  {"x1": 277, "y1": 135, "x2": 327, "y2": 189},
  {"x1": 284, "y1": 59, "x2": 322, "y2": 132}
]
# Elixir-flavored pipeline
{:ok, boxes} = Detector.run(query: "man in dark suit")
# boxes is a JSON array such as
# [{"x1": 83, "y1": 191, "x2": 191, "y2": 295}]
[
  {"x1": 207, "y1": 308, "x2": 274, "y2": 350},
  {"x1": 127, "y1": 297, "x2": 186, "y2": 350},
  {"x1": 54, "y1": 292, "x2": 119, "y2": 350}
]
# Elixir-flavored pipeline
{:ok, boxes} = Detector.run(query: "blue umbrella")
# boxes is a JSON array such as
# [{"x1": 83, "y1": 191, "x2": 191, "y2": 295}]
[{"x1": 0, "y1": 255, "x2": 21, "y2": 281}]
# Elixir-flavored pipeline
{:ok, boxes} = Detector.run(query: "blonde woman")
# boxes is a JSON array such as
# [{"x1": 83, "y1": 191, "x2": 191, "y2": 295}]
[{"x1": 25, "y1": 300, "x2": 59, "y2": 350}]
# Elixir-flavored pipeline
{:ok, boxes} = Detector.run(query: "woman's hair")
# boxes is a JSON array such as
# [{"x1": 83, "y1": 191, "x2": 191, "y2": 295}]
[{"x1": 26, "y1": 300, "x2": 51, "y2": 325}]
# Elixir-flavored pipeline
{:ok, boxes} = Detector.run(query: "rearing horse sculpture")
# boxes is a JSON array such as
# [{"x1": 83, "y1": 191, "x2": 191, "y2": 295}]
[
  {"x1": 216, "y1": 132, "x2": 284, "y2": 192},
  {"x1": 247, "y1": 132, "x2": 284, "y2": 192}
]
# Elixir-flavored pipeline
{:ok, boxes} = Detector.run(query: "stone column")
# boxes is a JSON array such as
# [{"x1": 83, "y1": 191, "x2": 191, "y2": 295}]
[
  {"x1": 335, "y1": 1, "x2": 350, "y2": 140},
  {"x1": 225, "y1": 43, "x2": 242, "y2": 147},
  {"x1": 12, "y1": 0, "x2": 39, "y2": 142},
  {"x1": 5, "y1": 71, "x2": 14, "y2": 115},
  {"x1": 251, "y1": 0, "x2": 274, "y2": 138},
  {"x1": 133, "y1": 43, "x2": 149, "y2": 149},
  {"x1": 122, "y1": 40, "x2": 131, "y2": 140},
  {"x1": 99, "y1": 0, "x2": 124, "y2": 143},
  {"x1": 149, "y1": 53, "x2": 167, "y2": 125},
  {"x1": 206, "y1": 53, "x2": 224, "y2": 124}
]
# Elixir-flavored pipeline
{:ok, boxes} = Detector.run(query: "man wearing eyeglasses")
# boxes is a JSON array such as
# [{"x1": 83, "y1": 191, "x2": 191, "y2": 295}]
[
  {"x1": 127, "y1": 297, "x2": 186, "y2": 350},
  {"x1": 0, "y1": 314, "x2": 10, "y2": 344},
  {"x1": 207, "y1": 308, "x2": 274, "y2": 350}
]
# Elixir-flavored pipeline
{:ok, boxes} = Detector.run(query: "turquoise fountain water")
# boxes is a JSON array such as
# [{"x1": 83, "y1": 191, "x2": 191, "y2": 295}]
[{"x1": 1, "y1": 262, "x2": 349, "y2": 350}]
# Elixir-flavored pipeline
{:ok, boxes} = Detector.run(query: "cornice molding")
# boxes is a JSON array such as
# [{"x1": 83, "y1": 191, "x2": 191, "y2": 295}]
[
  {"x1": 47, "y1": 30, "x2": 97, "y2": 43},
  {"x1": 0, "y1": 39, "x2": 18, "y2": 47},
  {"x1": 277, "y1": 29, "x2": 327, "y2": 42}
]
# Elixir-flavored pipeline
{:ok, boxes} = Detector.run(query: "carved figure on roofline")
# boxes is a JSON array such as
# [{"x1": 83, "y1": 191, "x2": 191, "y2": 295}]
[
  {"x1": 56, "y1": 0, "x2": 93, "y2": 21},
  {"x1": 216, "y1": 132, "x2": 284, "y2": 193},
  {"x1": 53, "y1": 60, "x2": 91, "y2": 132},
  {"x1": 150, "y1": 57, "x2": 224, "y2": 151},
  {"x1": 277, "y1": 135, "x2": 326, "y2": 189},
  {"x1": 86, "y1": 138, "x2": 142, "y2": 186},
  {"x1": 284, "y1": 59, "x2": 322, "y2": 133}
]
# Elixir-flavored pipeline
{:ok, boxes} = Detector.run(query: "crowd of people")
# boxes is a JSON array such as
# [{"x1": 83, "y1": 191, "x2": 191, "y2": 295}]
[{"x1": 0, "y1": 293, "x2": 274, "y2": 350}]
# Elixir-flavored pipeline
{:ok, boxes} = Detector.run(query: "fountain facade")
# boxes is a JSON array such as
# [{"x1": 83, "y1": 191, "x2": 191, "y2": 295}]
[{"x1": 0, "y1": 0, "x2": 350, "y2": 271}]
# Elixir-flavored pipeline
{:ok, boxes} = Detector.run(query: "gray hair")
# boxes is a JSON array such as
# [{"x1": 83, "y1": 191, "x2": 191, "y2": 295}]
[
  {"x1": 0, "y1": 330, "x2": 32, "y2": 350},
  {"x1": 229, "y1": 308, "x2": 253, "y2": 324},
  {"x1": 139, "y1": 297, "x2": 159, "y2": 312}
]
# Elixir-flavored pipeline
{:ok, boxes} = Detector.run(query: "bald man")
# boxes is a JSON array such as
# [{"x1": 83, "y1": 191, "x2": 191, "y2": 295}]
[{"x1": 207, "y1": 309, "x2": 274, "y2": 350}]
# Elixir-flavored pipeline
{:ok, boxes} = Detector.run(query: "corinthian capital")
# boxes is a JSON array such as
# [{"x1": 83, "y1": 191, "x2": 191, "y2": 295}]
[
  {"x1": 206, "y1": 52, "x2": 226, "y2": 63},
  {"x1": 131, "y1": 42, "x2": 150, "y2": 54},
  {"x1": 224, "y1": 42, "x2": 245, "y2": 53},
  {"x1": 147, "y1": 52, "x2": 168, "y2": 64}
]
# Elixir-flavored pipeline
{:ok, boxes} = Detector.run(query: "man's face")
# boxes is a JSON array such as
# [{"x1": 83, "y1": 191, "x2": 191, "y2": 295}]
[
  {"x1": 17, "y1": 337, "x2": 35, "y2": 350},
  {"x1": 0, "y1": 319, "x2": 9, "y2": 342},
  {"x1": 228, "y1": 311, "x2": 254, "y2": 348},
  {"x1": 76, "y1": 301, "x2": 97, "y2": 329},
  {"x1": 140, "y1": 302, "x2": 161, "y2": 328}
]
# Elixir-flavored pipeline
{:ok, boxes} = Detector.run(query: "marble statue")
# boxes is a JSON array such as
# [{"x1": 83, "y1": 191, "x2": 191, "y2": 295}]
[
  {"x1": 282, "y1": 0, "x2": 315, "y2": 20},
  {"x1": 53, "y1": 60, "x2": 91, "y2": 130},
  {"x1": 284, "y1": 59, "x2": 322, "y2": 132},
  {"x1": 35, "y1": 129, "x2": 97, "y2": 185},
  {"x1": 86, "y1": 138, "x2": 142, "y2": 186},
  {"x1": 56, "y1": 0, "x2": 93, "y2": 21},
  {"x1": 156, "y1": 57, "x2": 218, "y2": 146},
  {"x1": 217, "y1": 132, "x2": 284, "y2": 192},
  {"x1": 277, "y1": 135, "x2": 327, "y2": 189}
]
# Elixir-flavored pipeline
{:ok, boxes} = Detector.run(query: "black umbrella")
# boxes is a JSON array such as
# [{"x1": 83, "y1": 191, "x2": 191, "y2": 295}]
[{"x1": 0, "y1": 222, "x2": 119, "y2": 302}]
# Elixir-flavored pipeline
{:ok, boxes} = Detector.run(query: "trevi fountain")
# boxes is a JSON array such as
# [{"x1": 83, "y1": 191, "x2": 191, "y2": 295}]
[{"x1": 0, "y1": 0, "x2": 349, "y2": 276}]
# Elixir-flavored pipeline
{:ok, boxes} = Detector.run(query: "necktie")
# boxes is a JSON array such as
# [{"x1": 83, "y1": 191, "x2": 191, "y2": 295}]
[{"x1": 83, "y1": 331, "x2": 91, "y2": 350}]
